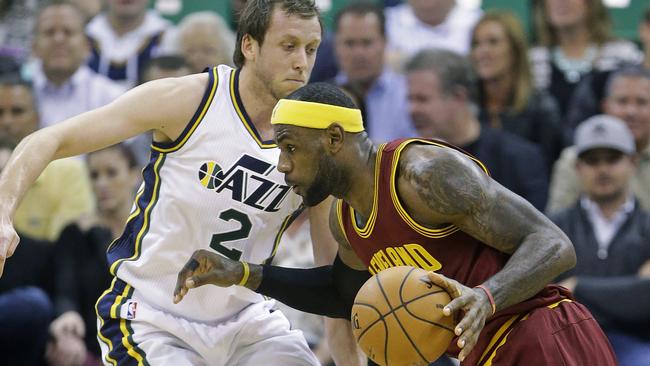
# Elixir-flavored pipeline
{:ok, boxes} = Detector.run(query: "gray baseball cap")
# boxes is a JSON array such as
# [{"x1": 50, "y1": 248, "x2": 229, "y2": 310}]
[{"x1": 575, "y1": 114, "x2": 636, "y2": 156}]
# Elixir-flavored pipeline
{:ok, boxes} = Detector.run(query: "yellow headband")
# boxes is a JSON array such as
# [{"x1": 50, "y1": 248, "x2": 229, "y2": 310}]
[{"x1": 271, "y1": 99, "x2": 364, "y2": 133}]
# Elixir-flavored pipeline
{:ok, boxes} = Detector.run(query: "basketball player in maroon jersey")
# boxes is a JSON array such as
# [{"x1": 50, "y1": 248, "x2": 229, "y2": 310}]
[{"x1": 174, "y1": 83, "x2": 617, "y2": 365}]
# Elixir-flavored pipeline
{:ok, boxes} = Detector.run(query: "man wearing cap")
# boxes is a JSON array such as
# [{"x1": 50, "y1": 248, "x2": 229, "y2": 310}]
[
  {"x1": 175, "y1": 82, "x2": 618, "y2": 366},
  {"x1": 547, "y1": 67, "x2": 650, "y2": 213},
  {"x1": 550, "y1": 115, "x2": 650, "y2": 366}
]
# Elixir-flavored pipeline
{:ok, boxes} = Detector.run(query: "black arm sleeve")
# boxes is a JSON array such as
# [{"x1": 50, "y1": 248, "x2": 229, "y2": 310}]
[{"x1": 255, "y1": 255, "x2": 371, "y2": 318}]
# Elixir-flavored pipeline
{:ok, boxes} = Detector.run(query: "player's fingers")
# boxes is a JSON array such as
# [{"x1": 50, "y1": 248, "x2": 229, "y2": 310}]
[
  {"x1": 0, "y1": 233, "x2": 15, "y2": 279},
  {"x1": 7, "y1": 234, "x2": 19, "y2": 258},
  {"x1": 453, "y1": 305, "x2": 476, "y2": 336},
  {"x1": 173, "y1": 257, "x2": 200, "y2": 301},
  {"x1": 458, "y1": 328, "x2": 480, "y2": 362},
  {"x1": 458, "y1": 308, "x2": 486, "y2": 361},
  {"x1": 443, "y1": 293, "x2": 471, "y2": 316},
  {"x1": 426, "y1": 272, "x2": 455, "y2": 292},
  {"x1": 186, "y1": 271, "x2": 218, "y2": 288},
  {"x1": 427, "y1": 272, "x2": 463, "y2": 306}
]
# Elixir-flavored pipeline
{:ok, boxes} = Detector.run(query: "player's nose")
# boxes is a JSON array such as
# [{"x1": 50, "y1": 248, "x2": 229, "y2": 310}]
[{"x1": 277, "y1": 156, "x2": 291, "y2": 174}]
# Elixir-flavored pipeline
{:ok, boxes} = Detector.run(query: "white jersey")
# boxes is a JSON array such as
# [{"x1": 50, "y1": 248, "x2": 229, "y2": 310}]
[{"x1": 107, "y1": 65, "x2": 302, "y2": 323}]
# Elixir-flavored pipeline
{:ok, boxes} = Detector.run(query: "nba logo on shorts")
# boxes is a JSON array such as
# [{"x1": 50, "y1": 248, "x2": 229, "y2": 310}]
[{"x1": 126, "y1": 300, "x2": 138, "y2": 320}]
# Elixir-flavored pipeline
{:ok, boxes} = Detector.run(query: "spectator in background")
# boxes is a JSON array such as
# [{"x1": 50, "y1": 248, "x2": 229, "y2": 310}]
[
  {"x1": 641, "y1": 6, "x2": 650, "y2": 71},
  {"x1": 548, "y1": 67, "x2": 650, "y2": 213},
  {"x1": 47, "y1": 144, "x2": 140, "y2": 366},
  {"x1": 86, "y1": 0, "x2": 177, "y2": 88},
  {"x1": 0, "y1": 55, "x2": 20, "y2": 75},
  {"x1": 0, "y1": 75, "x2": 93, "y2": 241},
  {"x1": 565, "y1": 4, "x2": 650, "y2": 140},
  {"x1": 384, "y1": 0, "x2": 481, "y2": 68},
  {"x1": 67, "y1": 0, "x2": 103, "y2": 21},
  {"x1": 333, "y1": 2, "x2": 416, "y2": 142},
  {"x1": 139, "y1": 54, "x2": 191, "y2": 84},
  {"x1": 0, "y1": 0, "x2": 44, "y2": 62},
  {"x1": 0, "y1": 136, "x2": 54, "y2": 366},
  {"x1": 383, "y1": 0, "x2": 402, "y2": 7},
  {"x1": 530, "y1": 0, "x2": 641, "y2": 119},
  {"x1": 178, "y1": 11, "x2": 236, "y2": 73},
  {"x1": 31, "y1": 2, "x2": 125, "y2": 129},
  {"x1": 471, "y1": 11, "x2": 565, "y2": 170},
  {"x1": 551, "y1": 115, "x2": 650, "y2": 366},
  {"x1": 406, "y1": 49, "x2": 549, "y2": 211}
]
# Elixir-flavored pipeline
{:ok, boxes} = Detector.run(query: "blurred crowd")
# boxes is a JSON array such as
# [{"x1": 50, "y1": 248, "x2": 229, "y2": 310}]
[{"x1": 0, "y1": 0, "x2": 649, "y2": 365}]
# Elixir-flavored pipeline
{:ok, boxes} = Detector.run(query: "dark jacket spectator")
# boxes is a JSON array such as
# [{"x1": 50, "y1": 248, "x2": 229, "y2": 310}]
[
  {"x1": 463, "y1": 127, "x2": 549, "y2": 210},
  {"x1": 471, "y1": 11, "x2": 565, "y2": 169}
]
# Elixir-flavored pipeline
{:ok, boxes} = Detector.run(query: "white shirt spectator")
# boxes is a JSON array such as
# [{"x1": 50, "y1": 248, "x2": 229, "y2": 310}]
[
  {"x1": 580, "y1": 195, "x2": 635, "y2": 259},
  {"x1": 86, "y1": 10, "x2": 177, "y2": 89},
  {"x1": 385, "y1": 2, "x2": 481, "y2": 62},
  {"x1": 32, "y1": 62, "x2": 125, "y2": 128}
]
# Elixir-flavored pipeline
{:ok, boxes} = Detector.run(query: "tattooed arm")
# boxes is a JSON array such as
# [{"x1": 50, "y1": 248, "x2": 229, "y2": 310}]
[{"x1": 396, "y1": 144, "x2": 575, "y2": 361}]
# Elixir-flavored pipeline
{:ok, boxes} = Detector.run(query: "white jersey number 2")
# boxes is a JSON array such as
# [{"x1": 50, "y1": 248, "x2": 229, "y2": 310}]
[{"x1": 209, "y1": 208, "x2": 251, "y2": 260}]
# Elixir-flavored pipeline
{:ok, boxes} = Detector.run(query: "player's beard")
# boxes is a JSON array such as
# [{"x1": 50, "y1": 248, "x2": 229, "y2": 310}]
[{"x1": 302, "y1": 154, "x2": 339, "y2": 207}]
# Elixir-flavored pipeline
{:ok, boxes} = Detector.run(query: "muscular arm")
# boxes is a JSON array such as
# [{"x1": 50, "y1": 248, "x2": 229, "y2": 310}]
[
  {"x1": 0, "y1": 75, "x2": 206, "y2": 217},
  {"x1": 0, "y1": 75, "x2": 207, "y2": 274},
  {"x1": 398, "y1": 145, "x2": 576, "y2": 312}
]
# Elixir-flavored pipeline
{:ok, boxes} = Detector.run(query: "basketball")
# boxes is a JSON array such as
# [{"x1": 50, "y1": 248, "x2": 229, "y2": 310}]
[{"x1": 351, "y1": 266, "x2": 456, "y2": 366}]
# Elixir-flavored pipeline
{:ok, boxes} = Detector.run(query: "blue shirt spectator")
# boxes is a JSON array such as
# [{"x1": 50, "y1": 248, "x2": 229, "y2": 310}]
[
  {"x1": 332, "y1": 3, "x2": 416, "y2": 143},
  {"x1": 335, "y1": 69, "x2": 416, "y2": 142}
]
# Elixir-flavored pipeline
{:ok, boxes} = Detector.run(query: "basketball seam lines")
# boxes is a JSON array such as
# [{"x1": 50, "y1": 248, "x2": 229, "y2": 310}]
[
  {"x1": 377, "y1": 268, "x2": 428, "y2": 364},
  {"x1": 354, "y1": 287, "x2": 454, "y2": 335},
  {"x1": 399, "y1": 289, "x2": 456, "y2": 333},
  {"x1": 376, "y1": 274, "x2": 392, "y2": 365}
]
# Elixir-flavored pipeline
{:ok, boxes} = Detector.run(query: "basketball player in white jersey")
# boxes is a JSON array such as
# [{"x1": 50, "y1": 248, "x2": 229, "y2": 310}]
[{"x1": 0, "y1": 1, "x2": 364, "y2": 365}]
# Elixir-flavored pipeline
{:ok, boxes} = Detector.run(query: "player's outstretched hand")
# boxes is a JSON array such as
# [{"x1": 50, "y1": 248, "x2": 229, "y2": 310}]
[
  {"x1": 427, "y1": 272, "x2": 493, "y2": 362},
  {"x1": 173, "y1": 249, "x2": 246, "y2": 304},
  {"x1": 0, "y1": 218, "x2": 20, "y2": 278}
]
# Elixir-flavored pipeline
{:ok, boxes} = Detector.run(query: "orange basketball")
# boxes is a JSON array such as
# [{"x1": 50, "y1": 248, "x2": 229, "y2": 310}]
[{"x1": 351, "y1": 266, "x2": 456, "y2": 366}]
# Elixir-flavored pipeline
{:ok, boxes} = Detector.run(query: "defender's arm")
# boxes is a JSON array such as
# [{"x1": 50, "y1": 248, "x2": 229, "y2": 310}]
[{"x1": 0, "y1": 74, "x2": 208, "y2": 276}]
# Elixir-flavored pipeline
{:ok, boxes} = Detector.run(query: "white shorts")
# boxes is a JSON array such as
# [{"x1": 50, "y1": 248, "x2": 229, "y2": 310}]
[{"x1": 96, "y1": 278, "x2": 320, "y2": 366}]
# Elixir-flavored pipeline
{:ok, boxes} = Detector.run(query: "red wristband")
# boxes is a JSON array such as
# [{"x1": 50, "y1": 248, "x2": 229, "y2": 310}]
[{"x1": 475, "y1": 284, "x2": 496, "y2": 316}]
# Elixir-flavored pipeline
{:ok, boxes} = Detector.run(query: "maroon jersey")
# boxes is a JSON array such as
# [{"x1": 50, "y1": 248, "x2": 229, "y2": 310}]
[{"x1": 337, "y1": 139, "x2": 571, "y2": 364}]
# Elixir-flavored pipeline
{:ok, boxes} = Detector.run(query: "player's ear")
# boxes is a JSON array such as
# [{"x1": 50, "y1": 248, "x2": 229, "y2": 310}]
[
  {"x1": 325, "y1": 123, "x2": 345, "y2": 153},
  {"x1": 241, "y1": 34, "x2": 257, "y2": 62}
]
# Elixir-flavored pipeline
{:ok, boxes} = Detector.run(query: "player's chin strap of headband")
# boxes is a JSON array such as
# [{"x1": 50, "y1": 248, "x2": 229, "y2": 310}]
[{"x1": 270, "y1": 99, "x2": 365, "y2": 133}]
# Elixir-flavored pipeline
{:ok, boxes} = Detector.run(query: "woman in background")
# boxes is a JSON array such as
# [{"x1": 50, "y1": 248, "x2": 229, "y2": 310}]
[
  {"x1": 47, "y1": 144, "x2": 140, "y2": 366},
  {"x1": 530, "y1": 0, "x2": 640, "y2": 120},
  {"x1": 471, "y1": 11, "x2": 565, "y2": 169}
]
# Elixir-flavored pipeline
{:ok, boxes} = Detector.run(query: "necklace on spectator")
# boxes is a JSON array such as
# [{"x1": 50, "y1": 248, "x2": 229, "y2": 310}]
[{"x1": 552, "y1": 45, "x2": 598, "y2": 83}]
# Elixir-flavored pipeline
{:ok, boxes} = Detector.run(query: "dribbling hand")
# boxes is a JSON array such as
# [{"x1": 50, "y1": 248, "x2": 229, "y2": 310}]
[
  {"x1": 427, "y1": 272, "x2": 493, "y2": 362},
  {"x1": 0, "y1": 218, "x2": 20, "y2": 278},
  {"x1": 173, "y1": 249, "x2": 246, "y2": 304}
]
